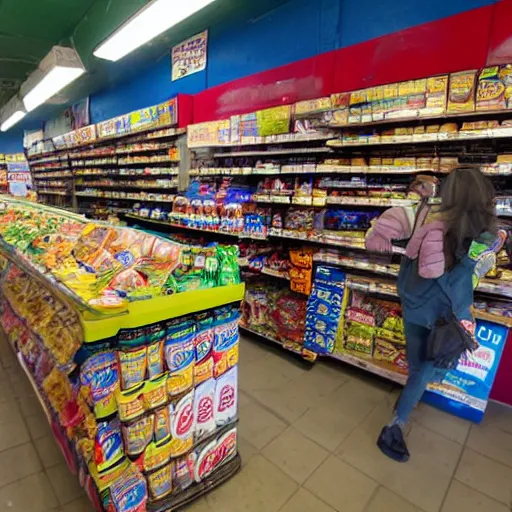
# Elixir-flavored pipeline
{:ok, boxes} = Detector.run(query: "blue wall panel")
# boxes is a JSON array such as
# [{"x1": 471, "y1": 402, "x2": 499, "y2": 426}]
[{"x1": 0, "y1": 0, "x2": 500, "y2": 152}]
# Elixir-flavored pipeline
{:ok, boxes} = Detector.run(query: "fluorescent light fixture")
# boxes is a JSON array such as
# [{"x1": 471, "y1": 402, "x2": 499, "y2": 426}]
[
  {"x1": 1, "y1": 111, "x2": 26, "y2": 132},
  {"x1": 21, "y1": 46, "x2": 86, "y2": 112},
  {"x1": 94, "y1": 0, "x2": 216, "y2": 61},
  {"x1": 0, "y1": 95, "x2": 27, "y2": 132}
]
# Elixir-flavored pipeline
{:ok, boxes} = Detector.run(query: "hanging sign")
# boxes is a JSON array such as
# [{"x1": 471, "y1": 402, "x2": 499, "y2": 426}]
[{"x1": 172, "y1": 30, "x2": 208, "y2": 81}]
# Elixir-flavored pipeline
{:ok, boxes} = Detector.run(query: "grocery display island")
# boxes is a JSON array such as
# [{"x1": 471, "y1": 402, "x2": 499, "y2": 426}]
[{"x1": 0, "y1": 196, "x2": 244, "y2": 511}]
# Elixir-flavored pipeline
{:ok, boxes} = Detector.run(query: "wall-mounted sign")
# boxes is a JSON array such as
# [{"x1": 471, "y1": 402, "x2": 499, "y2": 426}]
[{"x1": 172, "y1": 30, "x2": 208, "y2": 81}]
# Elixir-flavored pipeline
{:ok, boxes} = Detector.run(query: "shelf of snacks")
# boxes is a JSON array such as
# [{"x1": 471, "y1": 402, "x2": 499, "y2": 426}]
[
  {"x1": 74, "y1": 167, "x2": 180, "y2": 177},
  {"x1": 0, "y1": 195, "x2": 245, "y2": 511},
  {"x1": 76, "y1": 191, "x2": 176, "y2": 203}
]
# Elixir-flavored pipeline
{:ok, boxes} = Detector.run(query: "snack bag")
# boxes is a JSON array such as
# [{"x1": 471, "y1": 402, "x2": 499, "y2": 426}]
[
  {"x1": 143, "y1": 374, "x2": 168, "y2": 410},
  {"x1": 212, "y1": 308, "x2": 240, "y2": 378},
  {"x1": 80, "y1": 351, "x2": 119, "y2": 419},
  {"x1": 170, "y1": 391, "x2": 195, "y2": 457},
  {"x1": 122, "y1": 415, "x2": 154, "y2": 457},
  {"x1": 165, "y1": 321, "x2": 195, "y2": 396},
  {"x1": 194, "y1": 378, "x2": 216, "y2": 440},
  {"x1": 476, "y1": 66, "x2": 508, "y2": 111},
  {"x1": 194, "y1": 313, "x2": 214, "y2": 386},
  {"x1": 109, "y1": 465, "x2": 148, "y2": 512},
  {"x1": 95, "y1": 419, "x2": 124, "y2": 472},
  {"x1": 142, "y1": 440, "x2": 172, "y2": 472},
  {"x1": 117, "y1": 384, "x2": 145, "y2": 422},
  {"x1": 118, "y1": 346, "x2": 147, "y2": 391},
  {"x1": 172, "y1": 454, "x2": 195, "y2": 492},
  {"x1": 145, "y1": 461, "x2": 173, "y2": 501},
  {"x1": 447, "y1": 70, "x2": 477, "y2": 113},
  {"x1": 153, "y1": 406, "x2": 171, "y2": 444},
  {"x1": 214, "y1": 366, "x2": 238, "y2": 426}
]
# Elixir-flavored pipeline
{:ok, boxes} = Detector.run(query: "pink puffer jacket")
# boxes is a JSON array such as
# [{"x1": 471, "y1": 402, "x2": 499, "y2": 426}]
[{"x1": 365, "y1": 205, "x2": 447, "y2": 279}]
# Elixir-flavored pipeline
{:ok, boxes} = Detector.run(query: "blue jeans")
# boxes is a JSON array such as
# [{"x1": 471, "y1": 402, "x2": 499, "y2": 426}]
[{"x1": 395, "y1": 322, "x2": 437, "y2": 423}]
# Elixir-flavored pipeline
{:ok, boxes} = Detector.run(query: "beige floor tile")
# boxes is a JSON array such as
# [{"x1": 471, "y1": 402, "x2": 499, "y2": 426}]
[
  {"x1": 466, "y1": 422, "x2": 512, "y2": 468},
  {"x1": 0, "y1": 471, "x2": 59, "y2": 511},
  {"x1": 239, "y1": 357, "x2": 293, "y2": 394},
  {"x1": 238, "y1": 389, "x2": 254, "y2": 408},
  {"x1": 0, "y1": 413, "x2": 31, "y2": 452},
  {"x1": 293, "y1": 379, "x2": 386, "y2": 452},
  {"x1": 0, "y1": 379, "x2": 16, "y2": 403},
  {"x1": 17, "y1": 394, "x2": 43, "y2": 418},
  {"x1": 0, "y1": 442, "x2": 42, "y2": 487},
  {"x1": 280, "y1": 488, "x2": 335, "y2": 512},
  {"x1": 46, "y1": 462, "x2": 85, "y2": 505},
  {"x1": 251, "y1": 384, "x2": 311, "y2": 423},
  {"x1": 412, "y1": 403, "x2": 471, "y2": 445},
  {"x1": 61, "y1": 495, "x2": 95, "y2": 512},
  {"x1": 239, "y1": 336, "x2": 274, "y2": 364},
  {"x1": 238, "y1": 436, "x2": 259, "y2": 467},
  {"x1": 441, "y1": 480, "x2": 509, "y2": 512},
  {"x1": 9, "y1": 373, "x2": 36, "y2": 399},
  {"x1": 34, "y1": 435, "x2": 65, "y2": 469},
  {"x1": 206, "y1": 454, "x2": 298, "y2": 512},
  {"x1": 238, "y1": 400, "x2": 287, "y2": 450},
  {"x1": 182, "y1": 496, "x2": 212, "y2": 511},
  {"x1": 27, "y1": 410, "x2": 53, "y2": 440},
  {"x1": 365, "y1": 487, "x2": 422, "y2": 512},
  {"x1": 455, "y1": 448, "x2": 512, "y2": 506},
  {"x1": 262, "y1": 427, "x2": 329, "y2": 484},
  {"x1": 482, "y1": 401, "x2": 512, "y2": 434},
  {"x1": 336, "y1": 405, "x2": 462, "y2": 512},
  {"x1": 304, "y1": 455, "x2": 377, "y2": 512},
  {"x1": 0, "y1": 399, "x2": 24, "y2": 425}
]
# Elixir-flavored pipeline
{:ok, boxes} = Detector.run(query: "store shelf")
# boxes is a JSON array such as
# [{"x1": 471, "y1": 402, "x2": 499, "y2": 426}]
[
  {"x1": 328, "y1": 351, "x2": 407, "y2": 385},
  {"x1": 261, "y1": 267, "x2": 290, "y2": 280},
  {"x1": 325, "y1": 197, "x2": 416, "y2": 207},
  {"x1": 37, "y1": 190, "x2": 69, "y2": 196},
  {"x1": 240, "y1": 325, "x2": 308, "y2": 358},
  {"x1": 81, "y1": 283, "x2": 245, "y2": 342},
  {"x1": 75, "y1": 183, "x2": 178, "y2": 190},
  {"x1": 76, "y1": 193, "x2": 175, "y2": 203},
  {"x1": 213, "y1": 147, "x2": 331, "y2": 158},
  {"x1": 118, "y1": 158, "x2": 179, "y2": 165}
]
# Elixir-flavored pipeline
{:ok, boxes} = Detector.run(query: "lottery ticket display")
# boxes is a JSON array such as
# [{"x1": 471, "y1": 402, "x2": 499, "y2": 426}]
[{"x1": 0, "y1": 198, "x2": 244, "y2": 512}]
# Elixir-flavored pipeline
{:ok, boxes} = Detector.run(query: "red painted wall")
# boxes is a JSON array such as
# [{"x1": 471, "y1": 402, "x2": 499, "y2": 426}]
[{"x1": 193, "y1": 1, "x2": 512, "y2": 123}]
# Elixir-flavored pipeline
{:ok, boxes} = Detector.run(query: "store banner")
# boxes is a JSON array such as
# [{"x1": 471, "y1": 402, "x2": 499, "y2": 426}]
[
  {"x1": 172, "y1": 30, "x2": 208, "y2": 81},
  {"x1": 424, "y1": 319, "x2": 509, "y2": 422}
]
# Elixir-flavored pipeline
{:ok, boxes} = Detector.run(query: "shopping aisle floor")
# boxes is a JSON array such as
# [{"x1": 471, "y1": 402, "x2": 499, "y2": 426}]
[{"x1": 0, "y1": 335, "x2": 511, "y2": 512}]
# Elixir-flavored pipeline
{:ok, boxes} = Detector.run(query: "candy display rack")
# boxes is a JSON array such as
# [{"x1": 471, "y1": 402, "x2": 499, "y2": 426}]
[{"x1": 0, "y1": 196, "x2": 244, "y2": 511}]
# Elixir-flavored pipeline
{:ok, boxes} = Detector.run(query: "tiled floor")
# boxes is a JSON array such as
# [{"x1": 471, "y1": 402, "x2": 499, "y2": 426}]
[{"x1": 0, "y1": 334, "x2": 511, "y2": 511}]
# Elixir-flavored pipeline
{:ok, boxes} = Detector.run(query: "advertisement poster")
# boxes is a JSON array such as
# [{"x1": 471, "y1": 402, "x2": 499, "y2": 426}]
[
  {"x1": 424, "y1": 319, "x2": 509, "y2": 422},
  {"x1": 256, "y1": 105, "x2": 291, "y2": 137},
  {"x1": 7, "y1": 156, "x2": 31, "y2": 197},
  {"x1": 172, "y1": 30, "x2": 208, "y2": 81}
]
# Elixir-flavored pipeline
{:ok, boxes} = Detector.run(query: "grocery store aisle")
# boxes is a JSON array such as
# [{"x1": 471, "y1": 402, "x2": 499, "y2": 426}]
[{"x1": 0, "y1": 334, "x2": 511, "y2": 512}]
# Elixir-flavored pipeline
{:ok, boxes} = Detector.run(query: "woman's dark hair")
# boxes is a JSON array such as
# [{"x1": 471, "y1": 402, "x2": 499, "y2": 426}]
[{"x1": 440, "y1": 166, "x2": 497, "y2": 269}]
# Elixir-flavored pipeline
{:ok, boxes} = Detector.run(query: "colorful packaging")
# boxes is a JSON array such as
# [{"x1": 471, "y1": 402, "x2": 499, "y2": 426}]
[
  {"x1": 109, "y1": 465, "x2": 147, "y2": 512},
  {"x1": 476, "y1": 66, "x2": 511, "y2": 111},
  {"x1": 118, "y1": 346, "x2": 147, "y2": 391},
  {"x1": 143, "y1": 374, "x2": 168, "y2": 410},
  {"x1": 214, "y1": 366, "x2": 238, "y2": 426},
  {"x1": 142, "y1": 440, "x2": 173, "y2": 472},
  {"x1": 447, "y1": 70, "x2": 477, "y2": 113},
  {"x1": 170, "y1": 391, "x2": 195, "y2": 457},
  {"x1": 194, "y1": 378, "x2": 216, "y2": 440},
  {"x1": 95, "y1": 419, "x2": 124, "y2": 472},
  {"x1": 153, "y1": 406, "x2": 171, "y2": 444},
  {"x1": 146, "y1": 341, "x2": 164, "y2": 380},
  {"x1": 172, "y1": 454, "x2": 195, "y2": 492},
  {"x1": 213, "y1": 309, "x2": 240, "y2": 378},
  {"x1": 122, "y1": 415, "x2": 154, "y2": 457},
  {"x1": 146, "y1": 461, "x2": 173, "y2": 500},
  {"x1": 193, "y1": 428, "x2": 237, "y2": 483},
  {"x1": 117, "y1": 384, "x2": 145, "y2": 422},
  {"x1": 374, "y1": 338, "x2": 408, "y2": 374},
  {"x1": 80, "y1": 351, "x2": 119, "y2": 419},
  {"x1": 165, "y1": 321, "x2": 195, "y2": 396},
  {"x1": 194, "y1": 313, "x2": 214, "y2": 386}
]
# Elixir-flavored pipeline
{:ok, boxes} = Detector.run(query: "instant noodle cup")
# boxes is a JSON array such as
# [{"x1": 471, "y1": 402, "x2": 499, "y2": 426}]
[
  {"x1": 165, "y1": 321, "x2": 195, "y2": 396},
  {"x1": 143, "y1": 374, "x2": 168, "y2": 410},
  {"x1": 170, "y1": 391, "x2": 194, "y2": 457},
  {"x1": 145, "y1": 461, "x2": 173, "y2": 501},
  {"x1": 118, "y1": 346, "x2": 147, "y2": 391},
  {"x1": 116, "y1": 384, "x2": 145, "y2": 422},
  {"x1": 121, "y1": 415, "x2": 154, "y2": 458}
]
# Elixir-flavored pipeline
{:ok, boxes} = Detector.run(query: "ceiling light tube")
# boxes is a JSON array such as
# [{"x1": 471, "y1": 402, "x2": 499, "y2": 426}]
[
  {"x1": 94, "y1": 0, "x2": 216, "y2": 62},
  {"x1": 0, "y1": 95, "x2": 27, "y2": 132},
  {"x1": 21, "y1": 46, "x2": 86, "y2": 112},
  {"x1": 1, "y1": 111, "x2": 26, "y2": 132}
]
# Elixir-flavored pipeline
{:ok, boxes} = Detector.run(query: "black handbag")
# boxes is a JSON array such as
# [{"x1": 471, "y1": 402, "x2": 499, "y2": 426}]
[{"x1": 425, "y1": 314, "x2": 478, "y2": 369}]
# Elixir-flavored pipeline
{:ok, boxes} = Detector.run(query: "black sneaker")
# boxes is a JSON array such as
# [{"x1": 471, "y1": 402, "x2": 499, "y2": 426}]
[{"x1": 377, "y1": 425, "x2": 410, "y2": 463}]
